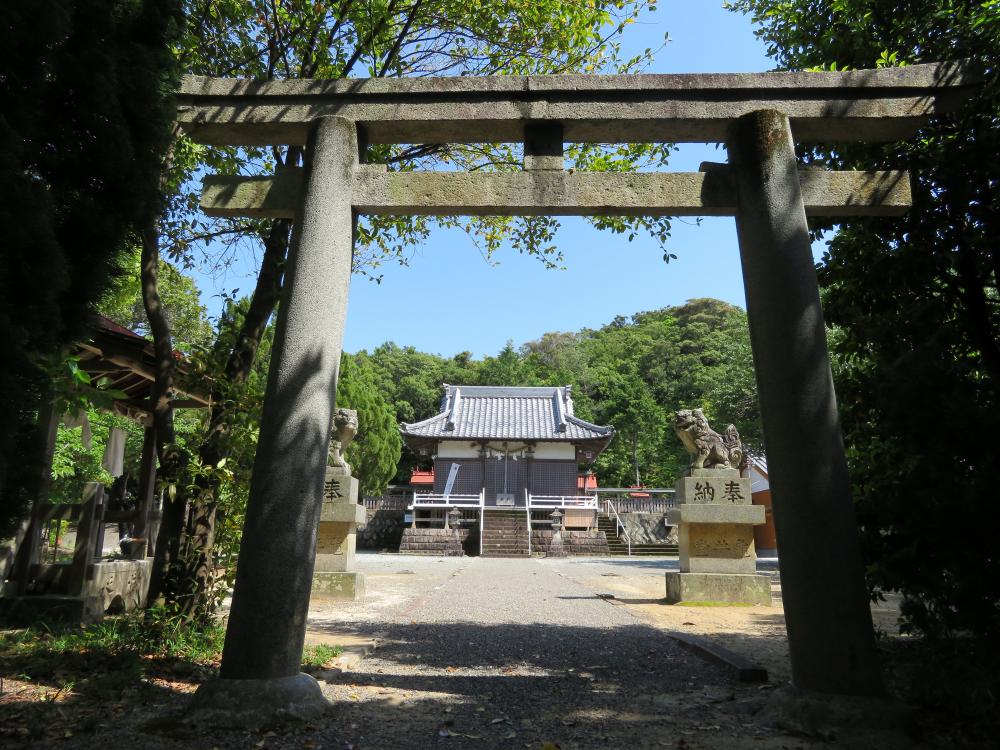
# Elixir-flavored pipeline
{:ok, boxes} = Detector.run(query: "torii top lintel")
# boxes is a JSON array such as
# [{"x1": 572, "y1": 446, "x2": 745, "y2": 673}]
[{"x1": 176, "y1": 60, "x2": 978, "y2": 147}]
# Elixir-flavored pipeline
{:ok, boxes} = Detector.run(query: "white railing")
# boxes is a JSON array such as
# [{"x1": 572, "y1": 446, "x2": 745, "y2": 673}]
[
  {"x1": 528, "y1": 494, "x2": 599, "y2": 510},
  {"x1": 604, "y1": 497, "x2": 632, "y2": 556},
  {"x1": 595, "y1": 488, "x2": 675, "y2": 515},
  {"x1": 525, "y1": 489, "x2": 531, "y2": 555},
  {"x1": 409, "y1": 490, "x2": 485, "y2": 531},
  {"x1": 363, "y1": 495, "x2": 409, "y2": 510},
  {"x1": 607, "y1": 497, "x2": 675, "y2": 514},
  {"x1": 410, "y1": 490, "x2": 484, "y2": 509}
]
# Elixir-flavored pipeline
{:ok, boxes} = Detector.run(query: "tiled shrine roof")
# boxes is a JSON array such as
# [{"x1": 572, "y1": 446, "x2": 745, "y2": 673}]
[{"x1": 400, "y1": 385, "x2": 613, "y2": 447}]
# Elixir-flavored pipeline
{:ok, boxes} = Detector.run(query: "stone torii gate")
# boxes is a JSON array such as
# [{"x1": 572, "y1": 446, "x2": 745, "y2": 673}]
[{"x1": 178, "y1": 62, "x2": 977, "y2": 718}]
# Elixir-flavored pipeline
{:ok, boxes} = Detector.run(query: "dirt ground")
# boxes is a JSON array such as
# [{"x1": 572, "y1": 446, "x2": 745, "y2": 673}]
[
  {"x1": 541, "y1": 556, "x2": 905, "y2": 687},
  {"x1": 0, "y1": 554, "x2": 933, "y2": 750}
]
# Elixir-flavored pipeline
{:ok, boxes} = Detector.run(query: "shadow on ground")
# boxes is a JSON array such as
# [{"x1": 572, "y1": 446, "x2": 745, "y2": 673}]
[{"x1": 0, "y1": 617, "x2": 945, "y2": 750}]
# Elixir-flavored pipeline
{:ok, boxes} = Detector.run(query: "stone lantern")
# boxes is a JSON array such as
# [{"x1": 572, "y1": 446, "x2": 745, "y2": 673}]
[
  {"x1": 444, "y1": 507, "x2": 465, "y2": 556},
  {"x1": 550, "y1": 509, "x2": 563, "y2": 532},
  {"x1": 547, "y1": 509, "x2": 567, "y2": 557}
]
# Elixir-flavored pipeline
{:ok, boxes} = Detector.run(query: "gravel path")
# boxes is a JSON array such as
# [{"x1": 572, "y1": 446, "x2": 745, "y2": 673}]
[
  {"x1": 310, "y1": 556, "x2": 760, "y2": 750},
  {"x1": 9, "y1": 554, "x2": 917, "y2": 750}
]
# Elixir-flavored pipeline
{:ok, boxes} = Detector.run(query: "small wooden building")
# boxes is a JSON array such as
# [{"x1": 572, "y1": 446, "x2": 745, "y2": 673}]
[
  {"x1": 2, "y1": 316, "x2": 209, "y2": 622},
  {"x1": 401, "y1": 385, "x2": 612, "y2": 502},
  {"x1": 398, "y1": 385, "x2": 614, "y2": 556}
]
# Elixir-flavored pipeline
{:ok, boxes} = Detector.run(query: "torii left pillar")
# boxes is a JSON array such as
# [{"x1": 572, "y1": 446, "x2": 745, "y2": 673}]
[{"x1": 190, "y1": 116, "x2": 357, "y2": 724}]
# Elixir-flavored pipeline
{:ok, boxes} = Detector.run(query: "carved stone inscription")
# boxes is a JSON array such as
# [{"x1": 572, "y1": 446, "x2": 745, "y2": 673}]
[
  {"x1": 317, "y1": 523, "x2": 349, "y2": 555},
  {"x1": 679, "y1": 476, "x2": 751, "y2": 505},
  {"x1": 688, "y1": 523, "x2": 753, "y2": 559},
  {"x1": 323, "y1": 469, "x2": 358, "y2": 505}
]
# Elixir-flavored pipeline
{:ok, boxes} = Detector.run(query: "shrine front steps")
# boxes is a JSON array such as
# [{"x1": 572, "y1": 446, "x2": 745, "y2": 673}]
[
  {"x1": 481, "y1": 509, "x2": 530, "y2": 558},
  {"x1": 597, "y1": 515, "x2": 679, "y2": 556}
]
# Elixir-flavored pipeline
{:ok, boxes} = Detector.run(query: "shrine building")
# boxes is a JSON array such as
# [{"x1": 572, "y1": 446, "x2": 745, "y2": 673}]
[
  {"x1": 397, "y1": 384, "x2": 615, "y2": 555},
  {"x1": 401, "y1": 385, "x2": 613, "y2": 504}
]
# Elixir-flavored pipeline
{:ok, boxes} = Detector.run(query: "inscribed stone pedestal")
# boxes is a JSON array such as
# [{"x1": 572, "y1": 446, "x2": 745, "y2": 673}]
[
  {"x1": 312, "y1": 466, "x2": 366, "y2": 599},
  {"x1": 666, "y1": 468, "x2": 771, "y2": 605}
]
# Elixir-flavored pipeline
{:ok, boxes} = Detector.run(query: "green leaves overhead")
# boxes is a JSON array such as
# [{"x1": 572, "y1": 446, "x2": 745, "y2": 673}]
[
  {"x1": 726, "y1": 0, "x2": 1000, "y2": 640},
  {"x1": 169, "y1": 0, "x2": 673, "y2": 279}
]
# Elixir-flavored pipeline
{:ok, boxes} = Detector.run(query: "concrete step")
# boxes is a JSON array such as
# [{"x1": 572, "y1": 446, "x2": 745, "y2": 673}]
[
  {"x1": 481, "y1": 540, "x2": 528, "y2": 546},
  {"x1": 482, "y1": 548, "x2": 529, "y2": 554},
  {"x1": 482, "y1": 541, "x2": 528, "y2": 546},
  {"x1": 606, "y1": 550, "x2": 678, "y2": 556},
  {"x1": 482, "y1": 529, "x2": 527, "y2": 534},
  {"x1": 481, "y1": 553, "x2": 530, "y2": 558},
  {"x1": 483, "y1": 524, "x2": 528, "y2": 529}
]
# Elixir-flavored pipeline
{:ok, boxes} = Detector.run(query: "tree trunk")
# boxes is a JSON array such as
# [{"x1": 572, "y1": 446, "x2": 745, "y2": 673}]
[
  {"x1": 167, "y1": 217, "x2": 293, "y2": 621},
  {"x1": 141, "y1": 204, "x2": 184, "y2": 607}
]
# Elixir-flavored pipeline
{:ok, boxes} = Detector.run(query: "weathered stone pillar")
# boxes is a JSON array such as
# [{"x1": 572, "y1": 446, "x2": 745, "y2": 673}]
[
  {"x1": 10, "y1": 397, "x2": 59, "y2": 594},
  {"x1": 312, "y1": 443, "x2": 367, "y2": 600},
  {"x1": 191, "y1": 117, "x2": 357, "y2": 722},
  {"x1": 127, "y1": 425, "x2": 157, "y2": 559},
  {"x1": 728, "y1": 110, "x2": 883, "y2": 696},
  {"x1": 665, "y1": 468, "x2": 770, "y2": 605}
]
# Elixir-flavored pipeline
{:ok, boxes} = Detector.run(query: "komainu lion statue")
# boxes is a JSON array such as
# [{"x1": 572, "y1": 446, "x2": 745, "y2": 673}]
[
  {"x1": 329, "y1": 408, "x2": 358, "y2": 472},
  {"x1": 674, "y1": 408, "x2": 745, "y2": 471}
]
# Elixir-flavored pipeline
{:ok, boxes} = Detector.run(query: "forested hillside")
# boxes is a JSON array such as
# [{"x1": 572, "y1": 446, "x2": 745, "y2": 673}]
[{"x1": 352, "y1": 297, "x2": 760, "y2": 489}]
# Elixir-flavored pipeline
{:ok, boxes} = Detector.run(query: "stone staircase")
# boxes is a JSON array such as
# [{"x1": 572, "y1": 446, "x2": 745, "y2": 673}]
[
  {"x1": 480, "y1": 509, "x2": 530, "y2": 557},
  {"x1": 597, "y1": 514, "x2": 679, "y2": 556}
]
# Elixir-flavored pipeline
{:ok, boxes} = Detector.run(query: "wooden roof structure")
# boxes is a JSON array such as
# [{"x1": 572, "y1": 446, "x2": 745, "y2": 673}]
[
  {"x1": 400, "y1": 384, "x2": 614, "y2": 458},
  {"x1": 74, "y1": 316, "x2": 210, "y2": 422}
]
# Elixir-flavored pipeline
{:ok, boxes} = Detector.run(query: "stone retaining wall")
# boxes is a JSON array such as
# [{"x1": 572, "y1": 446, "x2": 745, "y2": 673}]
[
  {"x1": 399, "y1": 527, "x2": 470, "y2": 556},
  {"x1": 530, "y1": 530, "x2": 610, "y2": 556},
  {"x1": 358, "y1": 508, "x2": 406, "y2": 551},
  {"x1": 621, "y1": 513, "x2": 678, "y2": 545}
]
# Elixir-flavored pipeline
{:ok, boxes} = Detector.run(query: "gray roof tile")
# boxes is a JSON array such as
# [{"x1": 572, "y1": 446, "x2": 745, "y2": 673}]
[{"x1": 401, "y1": 385, "x2": 613, "y2": 443}]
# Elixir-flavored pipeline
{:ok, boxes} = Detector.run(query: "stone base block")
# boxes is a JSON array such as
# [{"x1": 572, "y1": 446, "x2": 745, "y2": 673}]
[
  {"x1": 88, "y1": 560, "x2": 152, "y2": 613},
  {"x1": 188, "y1": 673, "x2": 329, "y2": 729},
  {"x1": 399, "y1": 528, "x2": 468, "y2": 556},
  {"x1": 311, "y1": 571, "x2": 365, "y2": 600},
  {"x1": 666, "y1": 571, "x2": 771, "y2": 606},
  {"x1": 530, "y1": 530, "x2": 610, "y2": 556},
  {"x1": 546, "y1": 534, "x2": 568, "y2": 557}
]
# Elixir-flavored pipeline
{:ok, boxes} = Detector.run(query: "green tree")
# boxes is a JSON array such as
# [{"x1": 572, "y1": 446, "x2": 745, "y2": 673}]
[
  {"x1": 0, "y1": 0, "x2": 181, "y2": 536},
  {"x1": 378, "y1": 298, "x2": 760, "y2": 490},
  {"x1": 145, "y1": 0, "x2": 674, "y2": 619},
  {"x1": 588, "y1": 364, "x2": 667, "y2": 486},
  {"x1": 477, "y1": 342, "x2": 538, "y2": 386},
  {"x1": 99, "y1": 250, "x2": 212, "y2": 354},
  {"x1": 647, "y1": 299, "x2": 762, "y2": 450},
  {"x1": 359, "y1": 343, "x2": 481, "y2": 483},
  {"x1": 727, "y1": 0, "x2": 999, "y2": 640},
  {"x1": 337, "y1": 354, "x2": 403, "y2": 495}
]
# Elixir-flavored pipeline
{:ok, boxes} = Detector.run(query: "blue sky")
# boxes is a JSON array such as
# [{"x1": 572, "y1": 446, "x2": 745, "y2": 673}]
[{"x1": 191, "y1": 4, "x2": 821, "y2": 359}]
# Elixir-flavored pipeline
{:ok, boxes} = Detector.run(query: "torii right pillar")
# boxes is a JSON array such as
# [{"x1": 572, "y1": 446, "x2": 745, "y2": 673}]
[{"x1": 728, "y1": 109, "x2": 884, "y2": 696}]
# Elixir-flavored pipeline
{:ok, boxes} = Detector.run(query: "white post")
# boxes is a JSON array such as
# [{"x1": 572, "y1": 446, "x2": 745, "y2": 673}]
[{"x1": 525, "y1": 489, "x2": 532, "y2": 556}]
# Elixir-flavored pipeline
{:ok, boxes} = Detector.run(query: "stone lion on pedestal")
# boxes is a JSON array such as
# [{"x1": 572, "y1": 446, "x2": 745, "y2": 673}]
[
  {"x1": 674, "y1": 408, "x2": 745, "y2": 471},
  {"x1": 329, "y1": 408, "x2": 358, "y2": 473}
]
